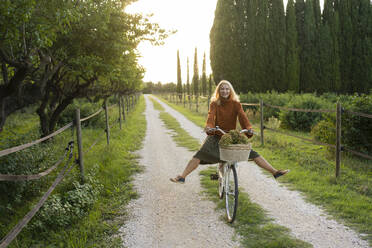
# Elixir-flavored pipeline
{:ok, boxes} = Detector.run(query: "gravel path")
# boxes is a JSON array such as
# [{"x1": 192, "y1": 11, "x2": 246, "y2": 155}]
[
  {"x1": 151, "y1": 95, "x2": 370, "y2": 248},
  {"x1": 119, "y1": 95, "x2": 240, "y2": 248}
]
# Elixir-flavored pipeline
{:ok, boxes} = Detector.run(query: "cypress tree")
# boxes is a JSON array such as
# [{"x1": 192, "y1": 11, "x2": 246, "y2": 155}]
[
  {"x1": 286, "y1": 0, "x2": 300, "y2": 92},
  {"x1": 201, "y1": 52, "x2": 207, "y2": 96},
  {"x1": 210, "y1": 0, "x2": 241, "y2": 91},
  {"x1": 295, "y1": 0, "x2": 306, "y2": 91},
  {"x1": 254, "y1": 0, "x2": 270, "y2": 92},
  {"x1": 350, "y1": 0, "x2": 372, "y2": 93},
  {"x1": 186, "y1": 57, "x2": 190, "y2": 96},
  {"x1": 208, "y1": 75, "x2": 213, "y2": 96},
  {"x1": 302, "y1": 0, "x2": 317, "y2": 92},
  {"x1": 338, "y1": 0, "x2": 353, "y2": 93},
  {"x1": 192, "y1": 47, "x2": 199, "y2": 96},
  {"x1": 176, "y1": 50, "x2": 182, "y2": 99},
  {"x1": 322, "y1": 0, "x2": 341, "y2": 92},
  {"x1": 268, "y1": 0, "x2": 286, "y2": 91}
]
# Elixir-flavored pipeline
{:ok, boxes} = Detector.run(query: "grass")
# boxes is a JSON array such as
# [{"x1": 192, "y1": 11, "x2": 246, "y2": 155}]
[
  {"x1": 149, "y1": 96, "x2": 199, "y2": 151},
  {"x1": 200, "y1": 167, "x2": 311, "y2": 248},
  {"x1": 1, "y1": 96, "x2": 146, "y2": 247},
  {"x1": 159, "y1": 95, "x2": 372, "y2": 246},
  {"x1": 153, "y1": 95, "x2": 312, "y2": 247}
]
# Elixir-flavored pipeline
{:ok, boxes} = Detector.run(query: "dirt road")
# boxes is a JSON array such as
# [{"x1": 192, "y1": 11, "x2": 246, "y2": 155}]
[{"x1": 119, "y1": 95, "x2": 369, "y2": 248}]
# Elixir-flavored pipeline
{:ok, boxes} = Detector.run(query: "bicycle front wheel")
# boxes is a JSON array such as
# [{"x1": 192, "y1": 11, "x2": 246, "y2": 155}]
[{"x1": 225, "y1": 164, "x2": 238, "y2": 223}]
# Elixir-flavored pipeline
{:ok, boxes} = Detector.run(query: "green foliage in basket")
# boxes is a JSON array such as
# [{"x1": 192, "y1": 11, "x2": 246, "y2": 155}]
[{"x1": 219, "y1": 130, "x2": 249, "y2": 146}]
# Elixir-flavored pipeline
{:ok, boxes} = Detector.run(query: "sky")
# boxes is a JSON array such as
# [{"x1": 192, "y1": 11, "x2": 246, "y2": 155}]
[{"x1": 126, "y1": 0, "x2": 324, "y2": 84}]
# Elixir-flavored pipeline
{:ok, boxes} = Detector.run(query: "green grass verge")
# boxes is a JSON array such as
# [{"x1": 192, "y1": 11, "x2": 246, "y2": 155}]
[
  {"x1": 149, "y1": 96, "x2": 199, "y2": 152},
  {"x1": 1, "y1": 96, "x2": 146, "y2": 247},
  {"x1": 158, "y1": 95, "x2": 372, "y2": 246},
  {"x1": 148, "y1": 96, "x2": 165, "y2": 111},
  {"x1": 156, "y1": 96, "x2": 311, "y2": 247}
]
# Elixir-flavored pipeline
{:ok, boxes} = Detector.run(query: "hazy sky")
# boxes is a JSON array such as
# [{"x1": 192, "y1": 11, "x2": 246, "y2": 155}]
[{"x1": 127, "y1": 0, "x2": 324, "y2": 84}]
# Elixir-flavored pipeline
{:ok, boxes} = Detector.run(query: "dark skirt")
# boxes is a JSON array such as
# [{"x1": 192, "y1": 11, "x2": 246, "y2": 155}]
[{"x1": 194, "y1": 135, "x2": 260, "y2": 164}]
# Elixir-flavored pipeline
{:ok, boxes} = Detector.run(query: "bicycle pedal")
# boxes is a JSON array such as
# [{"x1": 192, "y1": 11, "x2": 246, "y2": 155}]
[{"x1": 210, "y1": 173, "x2": 219, "y2": 180}]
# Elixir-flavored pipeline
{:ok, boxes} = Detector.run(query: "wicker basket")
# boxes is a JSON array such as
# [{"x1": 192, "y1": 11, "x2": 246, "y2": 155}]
[{"x1": 219, "y1": 143, "x2": 252, "y2": 162}]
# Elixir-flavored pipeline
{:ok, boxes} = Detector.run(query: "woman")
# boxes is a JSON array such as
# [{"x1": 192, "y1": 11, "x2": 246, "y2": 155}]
[{"x1": 170, "y1": 80, "x2": 288, "y2": 183}]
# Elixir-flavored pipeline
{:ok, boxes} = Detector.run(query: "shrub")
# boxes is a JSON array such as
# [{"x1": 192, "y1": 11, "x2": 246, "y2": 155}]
[
  {"x1": 279, "y1": 94, "x2": 331, "y2": 132},
  {"x1": 58, "y1": 99, "x2": 105, "y2": 128},
  {"x1": 311, "y1": 119, "x2": 336, "y2": 145},
  {"x1": 240, "y1": 91, "x2": 294, "y2": 121},
  {"x1": 30, "y1": 167, "x2": 102, "y2": 232},
  {"x1": 266, "y1": 116, "x2": 281, "y2": 130},
  {"x1": 342, "y1": 94, "x2": 372, "y2": 154},
  {"x1": 311, "y1": 93, "x2": 372, "y2": 155}
]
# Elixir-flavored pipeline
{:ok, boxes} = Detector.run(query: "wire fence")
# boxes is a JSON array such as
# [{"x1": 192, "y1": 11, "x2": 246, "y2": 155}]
[
  {"x1": 164, "y1": 93, "x2": 372, "y2": 177},
  {"x1": 0, "y1": 93, "x2": 140, "y2": 248}
]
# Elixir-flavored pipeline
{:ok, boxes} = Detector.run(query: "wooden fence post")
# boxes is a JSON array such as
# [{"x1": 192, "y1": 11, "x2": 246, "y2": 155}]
[
  {"x1": 104, "y1": 100, "x2": 110, "y2": 145},
  {"x1": 196, "y1": 95, "x2": 199, "y2": 112},
  {"x1": 126, "y1": 95, "x2": 129, "y2": 113},
  {"x1": 183, "y1": 92, "x2": 186, "y2": 107},
  {"x1": 118, "y1": 96, "x2": 122, "y2": 130},
  {"x1": 260, "y1": 99, "x2": 264, "y2": 146},
  {"x1": 122, "y1": 96, "x2": 126, "y2": 121},
  {"x1": 75, "y1": 109, "x2": 85, "y2": 183},
  {"x1": 336, "y1": 102, "x2": 342, "y2": 178}
]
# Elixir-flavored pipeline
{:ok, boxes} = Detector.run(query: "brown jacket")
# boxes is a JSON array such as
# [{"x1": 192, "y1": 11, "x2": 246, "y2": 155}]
[{"x1": 206, "y1": 98, "x2": 252, "y2": 134}]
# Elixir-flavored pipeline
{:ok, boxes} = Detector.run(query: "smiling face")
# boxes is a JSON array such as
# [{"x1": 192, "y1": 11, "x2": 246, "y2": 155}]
[{"x1": 219, "y1": 83, "x2": 231, "y2": 99}]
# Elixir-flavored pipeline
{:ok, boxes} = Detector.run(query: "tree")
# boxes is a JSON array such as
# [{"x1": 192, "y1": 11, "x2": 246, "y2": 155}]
[
  {"x1": 210, "y1": 0, "x2": 242, "y2": 91},
  {"x1": 192, "y1": 48, "x2": 199, "y2": 96},
  {"x1": 286, "y1": 0, "x2": 300, "y2": 92},
  {"x1": 268, "y1": 0, "x2": 286, "y2": 91},
  {"x1": 186, "y1": 57, "x2": 190, "y2": 96},
  {"x1": 208, "y1": 74, "x2": 213, "y2": 96},
  {"x1": 0, "y1": 0, "x2": 79, "y2": 131},
  {"x1": 201, "y1": 52, "x2": 207, "y2": 96},
  {"x1": 176, "y1": 50, "x2": 182, "y2": 100},
  {"x1": 301, "y1": 0, "x2": 317, "y2": 92},
  {"x1": 0, "y1": 0, "x2": 169, "y2": 135}
]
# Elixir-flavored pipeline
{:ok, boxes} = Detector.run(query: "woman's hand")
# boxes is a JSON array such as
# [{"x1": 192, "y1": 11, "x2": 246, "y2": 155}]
[{"x1": 205, "y1": 127, "x2": 215, "y2": 135}]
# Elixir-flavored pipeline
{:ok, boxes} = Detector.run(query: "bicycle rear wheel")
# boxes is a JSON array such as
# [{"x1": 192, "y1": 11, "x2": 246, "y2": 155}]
[{"x1": 225, "y1": 163, "x2": 238, "y2": 223}]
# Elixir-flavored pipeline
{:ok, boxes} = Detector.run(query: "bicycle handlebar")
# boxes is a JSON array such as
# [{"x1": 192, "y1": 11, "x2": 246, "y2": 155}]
[{"x1": 205, "y1": 126, "x2": 254, "y2": 136}]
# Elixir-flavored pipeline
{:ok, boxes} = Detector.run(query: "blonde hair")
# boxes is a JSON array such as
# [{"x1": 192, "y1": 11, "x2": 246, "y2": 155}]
[{"x1": 211, "y1": 80, "x2": 239, "y2": 104}]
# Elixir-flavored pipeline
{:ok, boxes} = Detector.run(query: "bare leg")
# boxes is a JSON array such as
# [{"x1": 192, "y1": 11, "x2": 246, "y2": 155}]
[
  {"x1": 181, "y1": 157, "x2": 200, "y2": 178},
  {"x1": 253, "y1": 156, "x2": 277, "y2": 175}
]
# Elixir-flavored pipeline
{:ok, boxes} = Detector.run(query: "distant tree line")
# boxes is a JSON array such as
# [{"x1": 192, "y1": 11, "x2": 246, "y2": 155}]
[
  {"x1": 210, "y1": 0, "x2": 372, "y2": 94},
  {"x1": 146, "y1": 48, "x2": 214, "y2": 96}
]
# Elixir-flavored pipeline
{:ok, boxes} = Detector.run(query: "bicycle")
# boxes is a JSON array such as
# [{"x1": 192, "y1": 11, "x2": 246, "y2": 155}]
[{"x1": 207, "y1": 126, "x2": 252, "y2": 223}]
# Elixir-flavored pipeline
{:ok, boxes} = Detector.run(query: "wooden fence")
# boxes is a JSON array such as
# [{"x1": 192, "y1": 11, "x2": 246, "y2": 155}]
[
  {"x1": 163, "y1": 93, "x2": 372, "y2": 178},
  {"x1": 0, "y1": 94, "x2": 140, "y2": 248}
]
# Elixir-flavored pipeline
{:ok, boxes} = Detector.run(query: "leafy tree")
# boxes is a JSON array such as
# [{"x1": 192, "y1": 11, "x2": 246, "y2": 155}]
[
  {"x1": 0, "y1": 0, "x2": 168, "y2": 135},
  {"x1": 0, "y1": 0, "x2": 79, "y2": 131}
]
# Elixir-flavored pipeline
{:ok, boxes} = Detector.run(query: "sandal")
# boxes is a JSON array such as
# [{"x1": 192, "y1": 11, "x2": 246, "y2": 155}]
[
  {"x1": 273, "y1": 169, "x2": 289, "y2": 179},
  {"x1": 170, "y1": 175, "x2": 185, "y2": 183}
]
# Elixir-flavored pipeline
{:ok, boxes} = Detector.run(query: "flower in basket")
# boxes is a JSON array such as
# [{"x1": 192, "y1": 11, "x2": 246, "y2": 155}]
[{"x1": 219, "y1": 130, "x2": 249, "y2": 146}]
